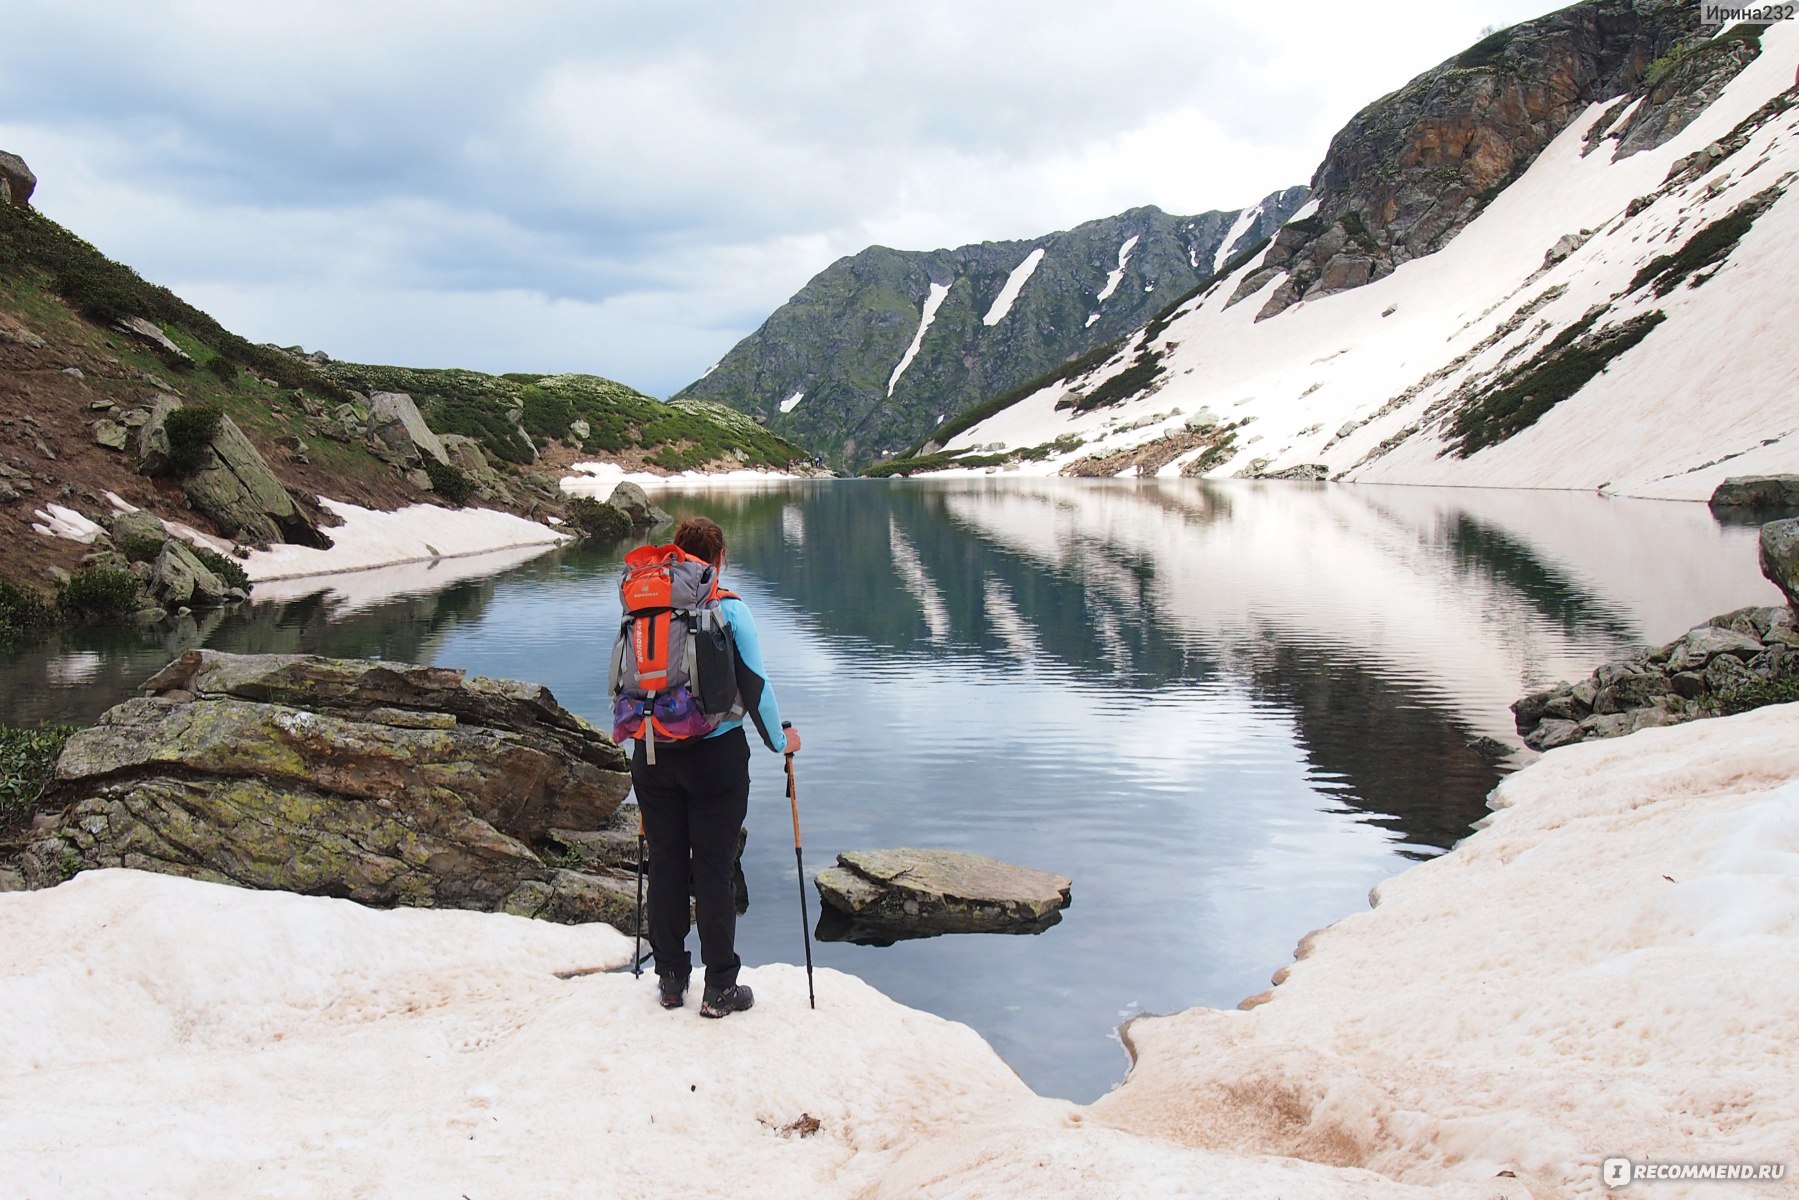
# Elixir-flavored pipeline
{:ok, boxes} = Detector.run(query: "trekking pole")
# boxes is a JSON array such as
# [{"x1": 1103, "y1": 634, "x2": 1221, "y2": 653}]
[
  {"x1": 631, "y1": 807, "x2": 647, "y2": 978},
  {"x1": 783, "y1": 722, "x2": 816, "y2": 1009}
]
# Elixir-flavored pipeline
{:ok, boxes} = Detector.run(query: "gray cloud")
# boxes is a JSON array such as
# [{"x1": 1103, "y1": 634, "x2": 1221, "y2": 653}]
[{"x1": 1, "y1": 0, "x2": 1553, "y2": 395}]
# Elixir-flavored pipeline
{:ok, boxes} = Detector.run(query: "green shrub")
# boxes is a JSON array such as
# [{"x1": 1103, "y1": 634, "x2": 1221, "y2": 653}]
[
  {"x1": 1627, "y1": 190, "x2": 1777, "y2": 297},
  {"x1": 51, "y1": 263, "x2": 149, "y2": 325},
  {"x1": 1447, "y1": 311, "x2": 1666, "y2": 457},
  {"x1": 1074, "y1": 349, "x2": 1167, "y2": 412},
  {"x1": 115, "y1": 532, "x2": 167, "y2": 563},
  {"x1": 193, "y1": 546, "x2": 251, "y2": 593},
  {"x1": 424, "y1": 459, "x2": 474, "y2": 506},
  {"x1": 204, "y1": 355, "x2": 238, "y2": 382},
  {"x1": 1455, "y1": 26, "x2": 1514, "y2": 71},
  {"x1": 0, "y1": 724, "x2": 76, "y2": 825},
  {"x1": 0, "y1": 579, "x2": 57, "y2": 643},
  {"x1": 163, "y1": 405, "x2": 222, "y2": 476},
  {"x1": 57, "y1": 568, "x2": 140, "y2": 619},
  {"x1": 566, "y1": 496, "x2": 631, "y2": 540}
]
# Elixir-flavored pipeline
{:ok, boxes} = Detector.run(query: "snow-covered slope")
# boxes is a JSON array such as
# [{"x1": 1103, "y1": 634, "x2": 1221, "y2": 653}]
[
  {"x1": 936, "y1": 23, "x2": 1799, "y2": 500},
  {"x1": 6, "y1": 700, "x2": 1797, "y2": 1197}
]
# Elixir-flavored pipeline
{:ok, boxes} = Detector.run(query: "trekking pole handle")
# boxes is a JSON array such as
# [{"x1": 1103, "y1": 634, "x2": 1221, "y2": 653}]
[{"x1": 783, "y1": 731, "x2": 802, "y2": 850}]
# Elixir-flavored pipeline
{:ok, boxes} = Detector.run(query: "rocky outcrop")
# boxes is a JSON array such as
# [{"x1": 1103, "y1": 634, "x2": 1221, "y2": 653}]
[
  {"x1": 813, "y1": 848, "x2": 1071, "y2": 943},
  {"x1": 1763, "y1": 519, "x2": 1799, "y2": 612},
  {"x1": 1609, "y1": 34, "x2": 1762, "y2": 158},
  {"x1": 366, "y1": 391, "x2": 449, "y2": 468},
  {"x1": 1512, "y1": 604, "x2": 1798, "y2": 749},
  {"x1": 22, "y1": 651, "x2": 638, "y2": 926},
  {"x1": 114, "y1": 317, "x2": 193, "y2": 365},
  {"x1": 1232, "y1": 0, "x2": 1696, "y2": 319},
  {"x1": 184, "y1": 413, "x2": 331, "y2": 548},
  {"x1": 1711, "y1": 474, "x2": 1799, "y2": 516},
  {"x1": 131, "y1": 399, "x2": 328, "y2": 547},
  {"x1": 0, "y1": 151, "x2": 35, "y2": 208},
  {"x1": 674, "y1": 193, "x2": 1310, "y2": 469}
]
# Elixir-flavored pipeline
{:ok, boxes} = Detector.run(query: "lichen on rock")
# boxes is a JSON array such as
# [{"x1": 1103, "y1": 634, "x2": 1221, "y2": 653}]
[{"x1": 22, "y1": 650, "x2": 637, "y2": 928}]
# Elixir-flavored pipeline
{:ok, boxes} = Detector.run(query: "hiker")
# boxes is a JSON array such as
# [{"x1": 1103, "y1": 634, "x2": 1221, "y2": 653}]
[{"x1": 620, "y1": 515, "x2": 800, "y2": 1018}]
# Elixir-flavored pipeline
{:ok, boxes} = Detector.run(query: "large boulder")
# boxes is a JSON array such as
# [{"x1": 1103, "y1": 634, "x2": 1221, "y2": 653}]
[
  {"x1": 109, "y1": 509, "x2": 170, "y2": 555},
  {"x1": 1710, "y1": 475, "x2": 1799, "y2": 515},
  {"x1": 0, "y1": 151, "x2": 35, "y2": 207},
  {"x1": 22, "y1": 651, "x2": 636, "y2": 926},
  {"x1": 366, "y1": 391, "x2": 449, "y2": 467},
  {"x1": 1763, "y1": 519, "x2": 1799, "y2": 613},
  {"x1": 813, "y1": 848, "x2": 1071, "y2": 943},
  {"x1": 184, "y1": 413, "x2": 331, "y2": 548},
  {"x1": 605, "y1": 481, "x2": 672, "y2": 528},
  {"x1": 149, "y1": 540, "x2": 228, "y2": 608},
  {"x1": 133, "y1": 394, "x2": 183, "y2": 474}
]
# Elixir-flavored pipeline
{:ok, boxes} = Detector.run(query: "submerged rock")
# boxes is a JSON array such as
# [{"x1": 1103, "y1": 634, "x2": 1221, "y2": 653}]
[
  {"x1": 1710, "y1": 475, "x2": 1799, "y2": 517},
  {"x1": 813, "y1": 848, "x2": 1071, "y2": 943},
  {"x1": 22, "y1": 650, "x2": 636, "y2": 926}
]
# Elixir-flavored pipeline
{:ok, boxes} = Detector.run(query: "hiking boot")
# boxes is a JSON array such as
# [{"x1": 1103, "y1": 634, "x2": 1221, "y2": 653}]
[
  {"x1": 699, "y1": 983, "x2": 754, "y2": 1019},
  {"x1": 657, "y1": 972, "x2": 689, "y2": 1010}
]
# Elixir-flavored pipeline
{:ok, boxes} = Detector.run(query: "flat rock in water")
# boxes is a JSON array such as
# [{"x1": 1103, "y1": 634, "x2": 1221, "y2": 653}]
[{"x1": 814, "y1": 848, "x2": 1070, "y2": 942}]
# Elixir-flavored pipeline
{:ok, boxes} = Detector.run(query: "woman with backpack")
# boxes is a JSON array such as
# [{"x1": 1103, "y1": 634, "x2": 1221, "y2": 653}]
[{"x1": 618, "y1": 515, "x2": 800, "y2": 1018}]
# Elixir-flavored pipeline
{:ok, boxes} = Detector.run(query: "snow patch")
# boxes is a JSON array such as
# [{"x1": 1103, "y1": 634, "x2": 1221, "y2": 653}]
[
  {"x1": 243, "y1": 498, "x2": 569, "y2": 584},
  {"x1": 780, "y1": 390, "x2": 804, "y2": 414},
  {"x1": 888, "y1": 281, "x2": 952, "y2": 397},
  {"x1": 1214, "y1": 203, "x2": 1264, "y2": 274},
  {"x1": 1095, "y1": 235, "x2": 1140, "y2": 304},
  {"x1": 983, "y1": 248, "x2": 1045, "y2": 326},
  {"x1": 29, "y1": 504, "x2": 105, "y2": 544},
  {"x1": 563, "y1": 464, "x2": 811, "y2": 492}
]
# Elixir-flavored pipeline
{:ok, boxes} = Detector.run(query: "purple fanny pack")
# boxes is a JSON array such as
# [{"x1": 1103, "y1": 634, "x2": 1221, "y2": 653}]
[{"x1": 612, "y1": 687, "x2": 718, "y2": 744}]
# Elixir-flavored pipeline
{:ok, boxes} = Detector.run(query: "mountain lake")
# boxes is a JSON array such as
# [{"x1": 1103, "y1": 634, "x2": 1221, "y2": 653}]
[{"x1": 1, "y1": 478, "x2": 1780, "y2": 1101}]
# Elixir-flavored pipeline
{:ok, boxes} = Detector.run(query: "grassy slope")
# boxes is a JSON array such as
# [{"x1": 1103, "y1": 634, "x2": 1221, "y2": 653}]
[{"x1": 0, "y1": 200, "x2": 808, "y2": 603}]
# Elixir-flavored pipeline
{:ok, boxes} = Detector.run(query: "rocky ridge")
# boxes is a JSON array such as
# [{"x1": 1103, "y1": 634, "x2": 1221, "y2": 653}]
[
  {"x1": 673, "y1": 195, "x2": 1309, "y2": 470},
  {"x1": 1232, "y1": 0, "x2": 1704, "y2": 319}
]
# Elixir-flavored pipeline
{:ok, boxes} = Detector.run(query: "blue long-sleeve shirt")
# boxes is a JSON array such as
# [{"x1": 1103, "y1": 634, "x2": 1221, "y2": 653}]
[{"x1": 709, "y1": 596, "x2": 793, "y2": 754}]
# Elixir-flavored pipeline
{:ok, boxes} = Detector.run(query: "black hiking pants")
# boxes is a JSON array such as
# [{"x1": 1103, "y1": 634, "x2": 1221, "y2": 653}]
[{"x1": 631, "y1": 726, "x2": 751, "y2": 994}]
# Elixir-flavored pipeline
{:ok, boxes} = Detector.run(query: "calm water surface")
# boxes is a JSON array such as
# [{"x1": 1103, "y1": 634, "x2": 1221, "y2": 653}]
[{"x1": 1, "y1": 480, "x2": 1778, "y2": 1100}]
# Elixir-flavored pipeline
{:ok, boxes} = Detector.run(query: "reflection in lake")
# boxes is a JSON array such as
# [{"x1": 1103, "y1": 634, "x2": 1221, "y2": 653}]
[{"x1": 0, "y1": 479, "x2": 1777, "y2": 1101}]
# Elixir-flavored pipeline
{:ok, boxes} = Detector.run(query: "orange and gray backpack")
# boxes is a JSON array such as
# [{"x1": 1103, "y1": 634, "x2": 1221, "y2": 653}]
[{"x1": 609, "y1": 543, "x2": 744, "y2": 762}]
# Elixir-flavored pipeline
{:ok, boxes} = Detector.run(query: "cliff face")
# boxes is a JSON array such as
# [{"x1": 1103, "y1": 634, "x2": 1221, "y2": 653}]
[
  {"x1": 1232, "y1": 0, "x2": 1702, "y2": 318},
  {"x1": 672, "y1": 191, "x2": 1308, "y2": 469}
]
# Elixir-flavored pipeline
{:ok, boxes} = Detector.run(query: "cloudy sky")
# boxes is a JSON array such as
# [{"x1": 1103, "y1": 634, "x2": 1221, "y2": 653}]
[{"x1": 1, "y1": 0, "x2": 1550, "y2": 396}]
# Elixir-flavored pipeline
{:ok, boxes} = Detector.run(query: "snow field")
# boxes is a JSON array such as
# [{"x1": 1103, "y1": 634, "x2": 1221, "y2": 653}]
[
  {"x1": 943, "y1": 22, "x2": 1799, "y2": 499},
  {"x1": 0, "y1": 871, "x2": 1522, "y2": 1200},
  {"x1": 1094, "y1": 703, "x2": 1799, "y2": 1198}
]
